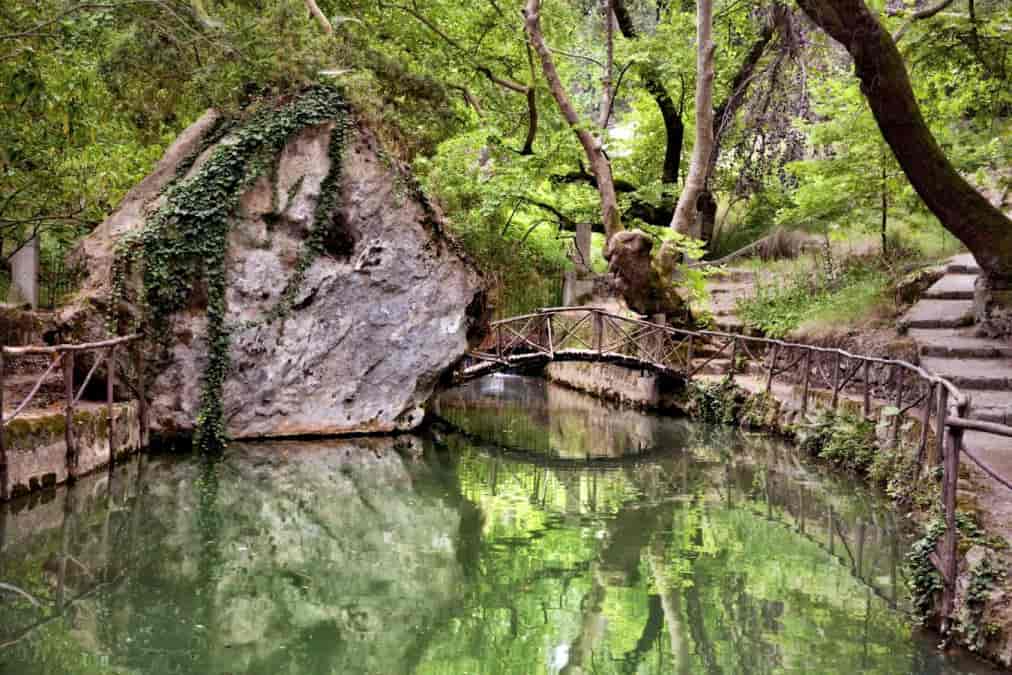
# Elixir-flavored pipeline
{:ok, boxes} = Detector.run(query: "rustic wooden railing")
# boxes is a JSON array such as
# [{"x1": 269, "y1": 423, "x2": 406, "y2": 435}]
[
  {"x1": 458, "y1": 306, "x2": 1012, "y2": 628},
  {"x1": 0, "y1": 334, "x2": 147, "y2": 502}
]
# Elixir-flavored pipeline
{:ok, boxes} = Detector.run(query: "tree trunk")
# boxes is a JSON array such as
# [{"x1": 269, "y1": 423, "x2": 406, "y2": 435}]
[
  {"x1": 797, "y1": 0, "x2": 1012, "y2": 283},
  {"x1": 881, "y1": 159, "x2": 888, "y2": 257},
  {"x1": 671, "y1": 0, "x2": 715, "y2": 236},
  {"x1": 613, "y1": 0, "x2": 684, "y2": 185},
  {"x1": 524, "y1": 0, "x2": 623, "y2": 241}
]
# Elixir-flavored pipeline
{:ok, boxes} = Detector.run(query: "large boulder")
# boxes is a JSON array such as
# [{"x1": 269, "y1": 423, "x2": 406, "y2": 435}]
[{"x1": 62, "y1": 90, "x2": 487, "y2": 440}]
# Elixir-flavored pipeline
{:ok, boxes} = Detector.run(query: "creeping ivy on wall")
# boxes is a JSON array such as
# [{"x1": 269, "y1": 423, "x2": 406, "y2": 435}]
[{"x1": 110, "y1": 85, "x2": 350, "y2": 452}]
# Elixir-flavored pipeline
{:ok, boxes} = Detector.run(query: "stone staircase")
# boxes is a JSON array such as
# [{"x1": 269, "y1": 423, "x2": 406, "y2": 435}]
[
  {"x1": 902, "y1": 254, "x2": 1012, "y2": 500},
  {"x1": 903, "y1": 254, "x2": 1012, "y2": 425},
  {"x1": 703, "y1": 267, "x2": 756, "y2": 335}
]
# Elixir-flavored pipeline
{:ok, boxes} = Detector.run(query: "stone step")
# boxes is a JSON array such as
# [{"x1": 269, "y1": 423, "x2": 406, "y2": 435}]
[
  {"x1": 909, "y1": 328, "x2": 1012, "y2": 359},
  {"x1": 708, "y1": 269, "x2": 755, "y2": 284},
  {"x1": 923, "y1": 274, "x2": 976, "y2": 300},
  {"x1": 945, "y1": 253, "x2": 980, "y2": 275},
  {"x1": 714, "y1": 315, "x2": 746, "y2": 334},
  {"x1": 921, "y1": 356, "x2": 1012, "y2": 390},
  {"x1": 901, "y1": 299, "x2": 975, "y2": 329},
  {"x1": 709, "y1": 283, "x2": 752, "y2": 296},
  {"x1": 960, "y1": 390, "x2": 1012, "y2": 424}
]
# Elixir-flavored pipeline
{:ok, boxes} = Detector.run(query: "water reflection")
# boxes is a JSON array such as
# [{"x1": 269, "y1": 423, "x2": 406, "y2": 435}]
[{"x1": 0, "y1": 375, "x2": 1000, "y2": 674}]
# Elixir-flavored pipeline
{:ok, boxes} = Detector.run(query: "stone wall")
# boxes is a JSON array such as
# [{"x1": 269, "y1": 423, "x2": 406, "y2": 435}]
[{"x1": 544, "y1": 361, "x2": 684, "y2": 410}]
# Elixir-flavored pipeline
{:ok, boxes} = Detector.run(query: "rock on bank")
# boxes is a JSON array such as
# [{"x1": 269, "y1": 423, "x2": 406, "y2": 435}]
[{"x1": 62, "y1": 89, "x2": 487, "y2": 440}]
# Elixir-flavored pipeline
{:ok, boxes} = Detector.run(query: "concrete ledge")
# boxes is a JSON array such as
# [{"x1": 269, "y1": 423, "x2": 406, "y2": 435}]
[
  {"x1": 544, "y1": 361, "x2": 683, "y2": 410},
  {"x1": 6, "y1": 402, "x2": 142, "y2": 498}
]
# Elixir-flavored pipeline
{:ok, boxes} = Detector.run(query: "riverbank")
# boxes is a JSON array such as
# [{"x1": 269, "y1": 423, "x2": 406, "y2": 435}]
[
  {"x1": 544, "y1": 360, "x2": 1012, "y2": 667},
  {"x1": 3, "y1": 376, "x2": 1002, "y2": 674}
]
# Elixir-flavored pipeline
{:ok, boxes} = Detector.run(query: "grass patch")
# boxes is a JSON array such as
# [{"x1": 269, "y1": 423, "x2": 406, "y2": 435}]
[{"x1": 737, "y1": 261, "x2": 892, "y2": 338}]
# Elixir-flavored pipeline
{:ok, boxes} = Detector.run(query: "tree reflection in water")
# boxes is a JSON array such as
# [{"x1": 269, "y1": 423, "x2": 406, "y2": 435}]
[{"x1": 0, "y1": 375, "x2": 1000, "y2": 674}]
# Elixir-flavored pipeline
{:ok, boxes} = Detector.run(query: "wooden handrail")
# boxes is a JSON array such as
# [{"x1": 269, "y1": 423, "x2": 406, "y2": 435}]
[
  {"x1": 2, "y1": 334, "x2": 141, "y2": 356},
  {"x1": 0, "y1": 334, "x2": 147, "y2": 501}
]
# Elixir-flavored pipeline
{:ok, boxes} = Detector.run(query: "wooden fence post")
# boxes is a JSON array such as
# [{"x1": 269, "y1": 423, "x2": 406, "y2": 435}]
[
  {"x1": 892, "y1": 368, "x2": 905, "y2": 446},
  {"x1": 0, "y1": 349, "x2": 6, "y2": 502},
  {"x1": 801, "y1": 348, "x2": 812, "y2": 414},
  {"x1": 133, "y1": 345, "x2": 148, "y2": 448},
  {"x1": 830, "y1": 351, "x2": 842, "y2": 410},
  {"x1": 593, "y1": 311, "x2": 604, "y2": 355},
  {"x1": 862, "y1": 360, "x2": 872, "y2": 419},
  {"x1": 545, "y1": 314, "x2": 554, "y2": 357},
  {"x1": 940, "y1": 401, "x2": 965, "y2": 633},
  {"x1": 728, "y1": 336, "x2": 738, "y2": 382},
  {"x1": 107, "y1": 345, "x2": 117, "y2": 464},
  {"x1": 64, "y1": 351, "x2": 76, "y2": 481},
  {"x1": 935, "y1": 386, "x2": 949, "y2": 469},
  {"x1": 765, "y1": 343, "x2": 779, "y2": 394},
  {"x1": 916, "y1": 382, "x2": 935, "y2": 471}
]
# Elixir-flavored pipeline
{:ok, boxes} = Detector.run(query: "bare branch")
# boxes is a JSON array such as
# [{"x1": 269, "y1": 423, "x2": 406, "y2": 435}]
[{"x1": 304, "y1": 0, "x2": 334, "y2": 35}]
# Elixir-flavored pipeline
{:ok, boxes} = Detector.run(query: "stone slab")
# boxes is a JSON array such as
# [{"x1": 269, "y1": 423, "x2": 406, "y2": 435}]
[
  {"x1": 901, "y1": 299, "x2": 975, "y2": 329},
  {"x1": 945, "y1": 253, "x2": 980, "y2": 275},
  {"x1": 908, "y1": 328, "x2": 1012, "y2": 358},
  {"x1": 921, "y1": 356, "x2": 1012, "y2": 390},
  {"x1": 923, "y1": 273, "x2": 976, "y2": 300}
]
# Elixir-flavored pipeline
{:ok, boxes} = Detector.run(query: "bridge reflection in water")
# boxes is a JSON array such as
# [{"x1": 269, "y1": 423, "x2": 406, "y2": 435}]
[{"x1": 0, "y1": 374, "x2": 1000, "y2": 674}]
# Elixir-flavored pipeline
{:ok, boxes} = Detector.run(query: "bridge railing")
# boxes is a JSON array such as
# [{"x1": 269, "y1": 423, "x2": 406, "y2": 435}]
[
  {"x1": 0, "y1": 334, "x2": 147, "y2": 501},
  {"x1": 462, "y1": 306, "x2": 1012, "y2": 629}
]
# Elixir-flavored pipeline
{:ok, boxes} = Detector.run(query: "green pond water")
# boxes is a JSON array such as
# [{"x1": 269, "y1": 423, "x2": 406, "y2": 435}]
[{"x1": 0, "y1": 375, "x2": 1001, "y2": 674}]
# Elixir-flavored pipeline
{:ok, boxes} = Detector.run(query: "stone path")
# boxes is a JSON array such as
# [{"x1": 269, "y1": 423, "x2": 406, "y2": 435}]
[
  {"x1": 901, "y1": 255, "x2": 1012, "y2": 544},
  {"x1": 703, "y1": 267, "x2": 755, "y2": 335},
  {"x1": 903, "y1": 254, "x2": 1012, "y2": 425}
]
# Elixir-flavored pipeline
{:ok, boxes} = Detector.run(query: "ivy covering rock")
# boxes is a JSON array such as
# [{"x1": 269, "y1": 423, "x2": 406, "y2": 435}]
[{"x1": 61, "y1": 86, "x2": 487, "y2": 447}]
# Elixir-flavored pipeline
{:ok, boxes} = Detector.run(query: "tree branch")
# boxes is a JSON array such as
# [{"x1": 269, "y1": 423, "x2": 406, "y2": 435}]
[
  {"x1": 525, "y1": 0, "x2": 623, "y2": 240},
  {"x1": 614, "y1": 0, "x2": 684, "y2": 184},
  {"x1": 892, "y1": 0, "x2": 956, "y2": 43},
  {"x1": 303, "y1": 0, "x2": 333, "y2": 35}
]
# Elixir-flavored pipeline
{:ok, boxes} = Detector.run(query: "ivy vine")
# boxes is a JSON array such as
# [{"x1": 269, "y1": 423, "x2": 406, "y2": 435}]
[
  {"x1": 110, "y1": 85, "x2": 350, "y2": 452},
  {"x1": 905, "y1": 518, "x2": 945, "y2": 624}
]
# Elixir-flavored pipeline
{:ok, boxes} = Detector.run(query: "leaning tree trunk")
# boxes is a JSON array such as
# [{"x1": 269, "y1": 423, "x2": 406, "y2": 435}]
[
  {"x1": 797, "y1": 0, "x2": 1012, "y2": 284},
  {"x1": 671, "y1": 0, "x2": 715, "y2": 237},
  {"x1": 524, "y1": 0, "x2": 623, "y2": 241}
]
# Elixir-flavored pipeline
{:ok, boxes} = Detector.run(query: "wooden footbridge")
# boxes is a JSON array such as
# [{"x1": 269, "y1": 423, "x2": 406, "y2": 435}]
[{"x1": 457, "y1": 306, "x2": 1012, "y2": 628}]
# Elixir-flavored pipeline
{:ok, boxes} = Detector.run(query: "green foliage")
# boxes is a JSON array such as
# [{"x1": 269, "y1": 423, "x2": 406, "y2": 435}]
[
  {"x1": 688, "y1": 378, "x2": 740, "y2": 426},
  {"x1": 111, "y1": 86, "x2": 349, "y2": 452},
  {"x1": 737, "y1": 260, "x2": 891, "y2": 338},
  {"x1": 957, "y1": 554, "x2": 1005, "y2": 653},
  {"x1": 796, "y1": 410, "x2": 878, "y2": 475},
  {"x1": 906, "y1": 518, "x2": 945, "y2": 624}
]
